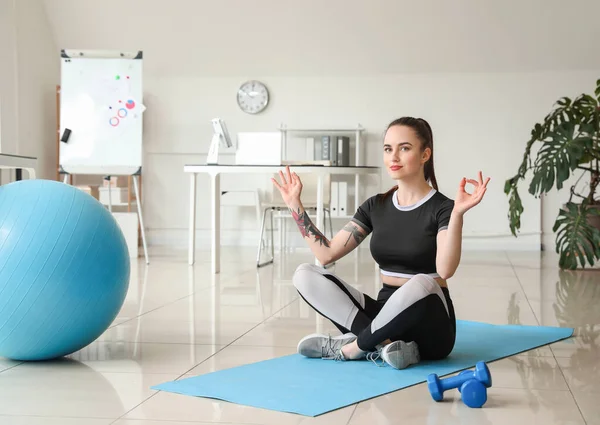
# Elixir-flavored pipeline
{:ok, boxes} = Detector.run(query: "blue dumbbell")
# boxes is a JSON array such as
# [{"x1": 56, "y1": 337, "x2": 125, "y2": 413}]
[
  {"x1": 427, "y1": 361, "x2": 492, "y2": 402},
  {"x1": 458, "y1": 370, "x2": 479, "y2": 392},
  {"x1": 459, "y1": 379, "x2": 488, "y2": 408}
]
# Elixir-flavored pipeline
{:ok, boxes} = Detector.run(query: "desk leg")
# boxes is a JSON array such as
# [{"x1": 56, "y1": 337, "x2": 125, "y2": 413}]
[
  {"x1": 188, "y1": 173, "x2": 197, "y2": 265},
  {"x1": 133, "y1": 175, "x2": 149, "y2": 265},
  {"x1": 25, "y1": 167, "x2": 36, "y2": 180},
  {"x1": 315, "y1": 174, "x2": 323, "y2": 267},
  {"x1": 354, "y1": 173, "x2": 360, "y2": 263},
  {"x1": 211, "y1": 173, "x2": 221, "y2": 274}
]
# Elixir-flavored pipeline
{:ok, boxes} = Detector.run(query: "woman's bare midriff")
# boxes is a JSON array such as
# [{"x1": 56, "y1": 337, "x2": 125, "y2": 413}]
[{"x1": 380, "y1": 273, "x2": 448, "y2": 288}]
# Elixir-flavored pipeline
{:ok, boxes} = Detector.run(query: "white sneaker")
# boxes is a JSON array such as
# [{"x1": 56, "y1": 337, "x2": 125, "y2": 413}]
[
  {"x1": 297, "y1": 333, "x2": 356, "y2": 360},
  {"x1": 380, "y1": 340, "x2": 420, "y2": 369}
]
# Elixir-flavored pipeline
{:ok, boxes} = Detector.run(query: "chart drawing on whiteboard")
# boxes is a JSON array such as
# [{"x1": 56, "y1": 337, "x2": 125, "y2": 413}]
[{"x1": 59, "y1": 50, "x2": 144, "y2": 176}]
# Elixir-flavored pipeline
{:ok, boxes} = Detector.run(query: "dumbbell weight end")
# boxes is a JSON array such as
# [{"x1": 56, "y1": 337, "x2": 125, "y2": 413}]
[{"x1": 460, "y1": 379, "x2": 487, "y2": 408}]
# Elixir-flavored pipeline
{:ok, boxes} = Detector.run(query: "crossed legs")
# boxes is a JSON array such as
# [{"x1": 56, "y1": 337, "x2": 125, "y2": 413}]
[{"x1": 292, "y1": 263, "x2": 455, "y2": 363}]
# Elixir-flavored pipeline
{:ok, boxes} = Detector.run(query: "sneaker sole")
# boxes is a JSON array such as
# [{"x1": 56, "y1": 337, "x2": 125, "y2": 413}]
[
  {"x1": 381, "y1": 340, "x2": 420, "y2": 369},
  {"x1": 297, "y1": 333, "x2": 356, "y2": 358}
]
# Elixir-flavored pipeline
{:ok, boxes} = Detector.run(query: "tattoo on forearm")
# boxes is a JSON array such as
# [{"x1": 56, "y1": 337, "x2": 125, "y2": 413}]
[
  {"x1": 342, "y1": 223, "x2": 365, "y2": 246},
  {"x1": 291, "y1": 208, "x2": 330, "y2": 247}
]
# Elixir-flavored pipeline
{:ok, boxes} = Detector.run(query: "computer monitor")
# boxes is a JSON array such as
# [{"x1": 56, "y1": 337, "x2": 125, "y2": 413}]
[
  {"x1": 206, "y1": 118, "x2": 233, "y2": 164},
  {"x1": 211, "y1": 118, "x2": 233, "y2": 148}
]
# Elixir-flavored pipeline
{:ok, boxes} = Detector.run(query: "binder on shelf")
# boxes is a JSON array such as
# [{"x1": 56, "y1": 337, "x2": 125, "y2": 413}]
[
  {"x1": 314, "y1": 138, "x2": 320, "y2": 161},
  {"x1": 306, "y1": 137, "x2": 315, "y2": 161},
  {"x1": 321, "y1": 136, "x2": 330, "y2": 160},
  {"x1": 330, "y1": 181, "x2": 339, "y2": 216},
  {"x1": 337, "y1": 136, "x2": 350, "y2": 166},
  {"x1": 330, "y1": 137, "x2": 338, "y2": 166},
  {"x1": 338, "y1": 181, "x2": 348, "y2": 216}
]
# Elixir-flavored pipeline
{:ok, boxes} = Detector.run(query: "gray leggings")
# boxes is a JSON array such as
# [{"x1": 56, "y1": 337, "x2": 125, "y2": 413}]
[{"x1": 292, "y1": 263, "x2": 456, "y2": 359}]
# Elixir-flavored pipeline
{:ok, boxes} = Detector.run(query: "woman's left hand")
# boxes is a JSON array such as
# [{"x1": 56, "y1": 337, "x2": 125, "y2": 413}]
[{"x1": 453, "y1": 171, "x2": 490, "y2": 215}]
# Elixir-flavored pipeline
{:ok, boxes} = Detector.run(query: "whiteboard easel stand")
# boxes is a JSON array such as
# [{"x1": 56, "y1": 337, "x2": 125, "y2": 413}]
[
  {"x1": 61, "y1": 168, "x2": 149, "y2": 265},
  {"x1": 58, "y1": 49, "x2": 148, "y2": 264}
]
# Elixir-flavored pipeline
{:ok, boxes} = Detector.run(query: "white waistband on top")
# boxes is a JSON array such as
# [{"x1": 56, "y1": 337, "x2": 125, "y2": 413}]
[{"x1": 379, "y1": 269, "x2": 441, "y2": 279}]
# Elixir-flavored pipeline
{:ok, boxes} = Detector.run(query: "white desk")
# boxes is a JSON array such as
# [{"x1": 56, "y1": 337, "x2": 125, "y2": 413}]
[
  {"x1": 0, "y1": 154, "x2": 37, "y2": 179},
  {"x1": 184, "y1": 164, "x2": 380, "y2": 273}
]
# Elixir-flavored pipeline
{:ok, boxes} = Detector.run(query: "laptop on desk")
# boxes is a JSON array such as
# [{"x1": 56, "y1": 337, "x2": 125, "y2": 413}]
[{"x1": 235, "y1": 132, "x2": 282, "y2": 165}]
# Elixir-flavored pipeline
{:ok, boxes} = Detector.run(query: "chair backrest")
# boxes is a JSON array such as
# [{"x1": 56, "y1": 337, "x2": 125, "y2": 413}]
[{"x1": 271, "y1": 161, "x2": 331, "y2": 207}]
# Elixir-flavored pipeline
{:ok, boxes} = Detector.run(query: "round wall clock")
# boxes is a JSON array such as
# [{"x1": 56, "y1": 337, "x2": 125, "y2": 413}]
[{"x1": 237, "y1": 80, "x2": 269, "y2": 114}]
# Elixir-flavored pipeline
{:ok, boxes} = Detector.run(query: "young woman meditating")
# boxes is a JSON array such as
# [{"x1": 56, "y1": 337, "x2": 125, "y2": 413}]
[{"x1": 271, "y1": 117, "x2": 490, "y2": 369}]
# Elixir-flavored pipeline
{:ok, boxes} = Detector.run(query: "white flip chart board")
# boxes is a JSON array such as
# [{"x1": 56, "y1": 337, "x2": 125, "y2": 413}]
[{"x1": 59, "y1": 50, "x2": 144, "y2": 176}]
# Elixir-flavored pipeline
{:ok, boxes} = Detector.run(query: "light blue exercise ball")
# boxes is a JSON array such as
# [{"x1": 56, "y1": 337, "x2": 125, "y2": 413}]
[{"x1": 0, "y1": 179, "x2": 130, "y2": 361}]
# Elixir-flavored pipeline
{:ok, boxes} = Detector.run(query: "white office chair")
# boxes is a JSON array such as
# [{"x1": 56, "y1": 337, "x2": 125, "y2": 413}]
[{"x1": 257, "y1": 171, "x2": 333, "y2": 267}]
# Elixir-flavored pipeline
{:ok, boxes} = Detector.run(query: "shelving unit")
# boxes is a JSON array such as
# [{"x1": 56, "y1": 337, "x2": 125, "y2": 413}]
[
  {"x1": 278, "y1": 124, "x2": 372, "y2": 215},
  {"x1": 278, "y1": 124, "x2": 365, "y2": 165}
]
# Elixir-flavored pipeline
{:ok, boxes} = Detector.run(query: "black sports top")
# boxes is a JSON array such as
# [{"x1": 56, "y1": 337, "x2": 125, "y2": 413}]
[{"x1": 351, "y1": 188, "x2": 454, "y2": 278}]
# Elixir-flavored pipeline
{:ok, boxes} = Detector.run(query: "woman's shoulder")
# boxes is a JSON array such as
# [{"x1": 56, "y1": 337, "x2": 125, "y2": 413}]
[
  {"x1": 360, "y1": 190, "x2": 392, "y2": 206},
  {"x1": 430, "y1": 190, "x2": 455, "y2": 212},
  {"x1": 432, "y1": 190, "x2": 453, "y2": 202}
]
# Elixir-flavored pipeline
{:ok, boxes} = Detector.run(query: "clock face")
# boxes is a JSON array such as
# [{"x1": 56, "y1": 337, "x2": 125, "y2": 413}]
[{"x1": 237, "y1": 80, "x2": 269, "y2": 114}]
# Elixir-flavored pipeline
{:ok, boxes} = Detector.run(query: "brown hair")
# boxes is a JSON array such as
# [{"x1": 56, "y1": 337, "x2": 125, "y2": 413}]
[{"x1": 381, "y1": 117, "x2": 438, "y2": 200}]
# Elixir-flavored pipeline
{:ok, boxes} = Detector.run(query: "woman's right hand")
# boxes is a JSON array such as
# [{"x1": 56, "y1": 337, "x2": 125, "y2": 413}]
[{"x1": 271, "y1": 165, "x2": 303, "y2": 207}]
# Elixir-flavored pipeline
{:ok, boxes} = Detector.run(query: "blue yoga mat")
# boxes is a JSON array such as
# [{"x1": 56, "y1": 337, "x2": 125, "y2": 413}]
[{"x1": 152, "y1": 320, "x2": 573, "y2": 416}]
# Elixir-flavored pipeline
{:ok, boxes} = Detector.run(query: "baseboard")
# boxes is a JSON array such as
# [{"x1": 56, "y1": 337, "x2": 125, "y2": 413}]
[
  {"x1": 147, "y1": 228, "x2": 261, "y2": 248},
  {"x1": 146, "y1": 228, "x2": 542, "y2": 251},
  {"x1": 461, "y1": 233, "x2": 541, "y2": 251},
  {"x1": 541, "y1": 234, "x2": 556, "y2": 252}
]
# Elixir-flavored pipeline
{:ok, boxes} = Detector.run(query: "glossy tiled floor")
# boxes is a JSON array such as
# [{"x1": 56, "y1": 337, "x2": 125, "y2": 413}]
[{"x1": 1, "y1": 247, "x2": 599, "y2": 425}]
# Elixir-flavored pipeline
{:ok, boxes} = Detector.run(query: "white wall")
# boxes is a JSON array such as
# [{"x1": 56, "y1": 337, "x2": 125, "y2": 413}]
[
  {"x1": 142, "y1": 70, "x2": 599, "y2": 251},
  {"x1": 16, "y1": 0, "x2": 60, "y2": 179},
  {"x1": 0, "y1": 0, "x2": 58, "y2": 179},
  {"x1": 6, "y1": 0, "x2": 592, "y2": 253},
  {"x1": 0, "y1": 0, "x2": 19, "y2": 155}
]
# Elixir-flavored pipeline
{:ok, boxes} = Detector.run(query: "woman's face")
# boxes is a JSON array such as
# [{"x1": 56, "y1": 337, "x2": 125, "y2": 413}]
[{"x1": 383, "y1": 125, "x2": 430, "y2": 181}]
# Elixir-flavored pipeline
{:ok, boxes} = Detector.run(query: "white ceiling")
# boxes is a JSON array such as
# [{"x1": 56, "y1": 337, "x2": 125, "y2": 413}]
[{"x1": 41, "y1": 0, "x2": 600, "y2": 76}]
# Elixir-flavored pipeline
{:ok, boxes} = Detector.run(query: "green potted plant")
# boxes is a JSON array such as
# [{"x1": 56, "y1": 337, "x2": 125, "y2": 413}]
[{"x1": 505, "y1": 79, "x2": 600, "y2": 270}]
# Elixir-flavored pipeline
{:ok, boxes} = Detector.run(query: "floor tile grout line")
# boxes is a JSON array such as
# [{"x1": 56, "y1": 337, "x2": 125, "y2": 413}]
[
  {"x1": 505, "y1": 252, "x2": 589, "y2": 425},
  {"x1": 108, "y1": 391, "x2": 161, "y2": 425},
  {"x1": 0, "y1": 413, "x2": 118, "y2": 423},
  {"x1": 345, "y1": 402, "x2": 359, "y2": 425},
  {"x1": 108, "y1": 265, "x2": 258, "y2": 330},
  {"x1": 503, "y1": 253, "x2": 581, "y2": 358},
  {"x1": 83, "y1": 341, "x2": 232, "y2": 347},
  {"x1": 101, "y1": 266, "x2": 270, "y2": 424},
  {"x1": 108, "y1": 293, "x2": 300, "y2": 423},
  {"x1": 554, "y1": 358, "x2": 589, "y2": 425},
  {"x1": 505, "y1": 251, "x2": 541, "y2": 326},
  {"x1": 171, "y1": 295, "x2": 300, "y2": 380},
  {"x1": 111, "y1": 415, "x2": 262, "y2": 425},
  {"x1": 0, "y1": 362, "x2": 23, "y2": 374},
  {"x1": 108, "y1": 293, "x2": 201, "y2": 330}
]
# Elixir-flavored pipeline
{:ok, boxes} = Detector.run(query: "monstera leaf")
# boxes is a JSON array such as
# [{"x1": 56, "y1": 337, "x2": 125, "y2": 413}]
[
  {"x1": 504, "y1": 125, "x2": 541, "y2": 236},
  {"x1": 553, "y1": 202, "x2": 600, "y2": 270},
  {"x1": 504, "y1": 177, "x2": 524, "y2": 236},
  {"x1": 505, "y1": 79, "x2": 600, "y2": 269},
  {"x1": 529, "y1": 121, "x2": 592, "y2": 196}
]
